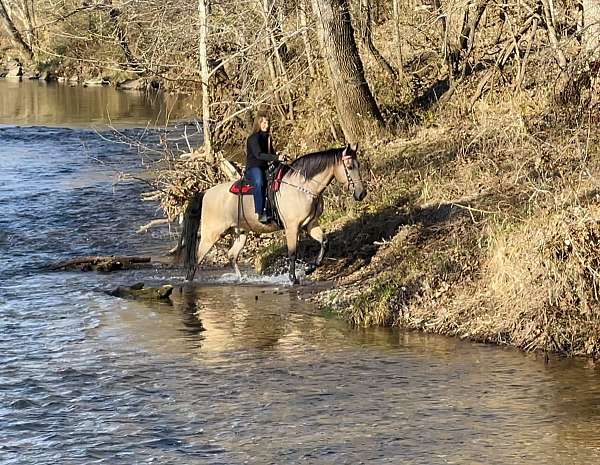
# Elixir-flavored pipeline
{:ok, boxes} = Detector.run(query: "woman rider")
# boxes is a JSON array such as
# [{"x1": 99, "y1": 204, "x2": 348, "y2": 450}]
[{"x1": 245, "y1": 114, "x2": 286, "y2": 224}]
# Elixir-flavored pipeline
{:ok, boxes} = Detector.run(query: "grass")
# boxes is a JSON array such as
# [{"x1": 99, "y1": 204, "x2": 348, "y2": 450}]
[{"x1": 271, "y1": 83, "x2": 600, "y2": 357}]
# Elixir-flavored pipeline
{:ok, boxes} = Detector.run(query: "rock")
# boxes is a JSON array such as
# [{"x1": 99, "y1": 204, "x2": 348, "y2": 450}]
[
  {"x1": 95, "y1": 260, "x2": 123, "y2": 272},
  {"x1": 108, "y1": 283, "x2": 174, "y2": 301},
  {"x1": 117, "y1": 78, "x2": 161, "y2": 91},
  {"x1": 5, "y1": 60, "x2": 23, "y2": 79},
  {"x1": 83, "y1": 77, "x2": 108, "y2": 87},
  {"x1": 117, "y1": 78, "x2": 145, "y2": 91},
  {"x1": 39, "y1": 71, "x2": 57, "y2": 82}
]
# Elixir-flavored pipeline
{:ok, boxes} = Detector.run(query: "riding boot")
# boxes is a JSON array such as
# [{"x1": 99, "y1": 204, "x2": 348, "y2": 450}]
[{"x1": 258, "y1": 212, "x2": 270, "y2": 224}]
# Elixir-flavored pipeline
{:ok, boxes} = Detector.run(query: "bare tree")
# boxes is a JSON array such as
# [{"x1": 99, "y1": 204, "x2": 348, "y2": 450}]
[
  {"x1": 583, "y1": 0, "x2": 600, "y2": 61},
  {"x1": 0, "y1": 0, "x2": 33, "y2": 59},
  {"x1": 198, "y1": 0, "x2": 213, "y2": 162},
  {"x1": 299, "y1": 0, "x2": 316, "y2": 78},
  {"x1": 356, "y1": 0, "x2": 398, "y2": 82},
  {"x1": 311, "y1": 0, "x2": 383, "y2": 141}
]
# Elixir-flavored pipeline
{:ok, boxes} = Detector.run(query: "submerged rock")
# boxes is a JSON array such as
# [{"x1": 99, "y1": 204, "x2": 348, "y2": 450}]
[{"x1": 108, "y1": 283, "x2": 174, "y2": 301}]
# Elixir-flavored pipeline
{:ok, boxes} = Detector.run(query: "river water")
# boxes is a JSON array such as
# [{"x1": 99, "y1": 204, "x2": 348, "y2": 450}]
[{"x1": 2, "y1": 81, "x2": 600, "y2": 464}]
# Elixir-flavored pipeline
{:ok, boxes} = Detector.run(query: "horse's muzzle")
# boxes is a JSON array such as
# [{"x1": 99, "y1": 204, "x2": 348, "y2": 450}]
[{"x1": 355, "y1": 190, "x2": 367, "y2": 201}]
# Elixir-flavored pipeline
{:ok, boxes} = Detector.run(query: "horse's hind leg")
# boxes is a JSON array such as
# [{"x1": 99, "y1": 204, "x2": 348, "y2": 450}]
[
  {"x1": 227, "y1": 233, "x2": 247, "y2": 279},
  {"x1": 186, "y1": 232, "x2": 221, "y2": 281}
]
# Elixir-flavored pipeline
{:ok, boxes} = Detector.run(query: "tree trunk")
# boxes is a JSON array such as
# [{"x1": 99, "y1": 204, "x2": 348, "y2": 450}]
[
  {"x1": 198, "y1": 0, "x2": 214, "y2": 162},
  {"x1": 583, "y1": 0, "x2": 600, "y2": 61},
  {"x1": 541, "y1": 0, "x2": 567, "y2": 69},
  {"x1": 0, "y1": 0, "x2": 33, "y2": 60},
  {"x1": 261, "y1": 0, "x2": 294, "y2": 120},
  {"x1": 357, "y1": 0, "x2": 398, "y2": 82},
  {"x1": 311, "y1": 0, "x2": 383, "y2": 142},
  {"x1": 299, "y1": 0, "x2": 316, "y2": 78},
  {"x1": 392, "y1": 0, "x2": 405, "y2": 77}
]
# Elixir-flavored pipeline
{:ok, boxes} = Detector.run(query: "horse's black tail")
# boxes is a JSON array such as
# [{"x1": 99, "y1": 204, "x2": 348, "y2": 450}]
[{"x1": 174, "y1": 191, "x2": 204, "y2": 278}]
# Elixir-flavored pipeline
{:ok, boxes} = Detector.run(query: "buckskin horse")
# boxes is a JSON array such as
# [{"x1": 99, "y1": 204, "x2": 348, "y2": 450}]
[{"x1": 178, "y1": 143, "x2": 366, "y2": 284}]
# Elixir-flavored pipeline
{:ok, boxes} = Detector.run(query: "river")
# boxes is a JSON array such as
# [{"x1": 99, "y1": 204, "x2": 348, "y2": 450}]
[{"x1": 1, "y1": 80, "x2": 600, "y2": 465}]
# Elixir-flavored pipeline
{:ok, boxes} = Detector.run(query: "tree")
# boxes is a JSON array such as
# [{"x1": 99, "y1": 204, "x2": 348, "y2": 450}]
[
  {"x1": 0, "y1": 0, "x2": 33, "y2": 60},
  {"x1": 198, "y1": 0, "x2": 213, "y2": 162},
  {"x1": 356, "y1": 0, "x2": 398, "y2": 83},
  {"x1": 583, "y1": 0, "x2": 600, "y2": 61},
  {"x1": 311, "y1": 0, "x2": 382, "y2": 141}
]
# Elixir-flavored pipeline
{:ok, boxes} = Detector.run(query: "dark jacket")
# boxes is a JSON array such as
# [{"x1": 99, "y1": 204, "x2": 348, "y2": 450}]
[{"x1": 246, "y1": 131, "x2": 277, "y2": 170}]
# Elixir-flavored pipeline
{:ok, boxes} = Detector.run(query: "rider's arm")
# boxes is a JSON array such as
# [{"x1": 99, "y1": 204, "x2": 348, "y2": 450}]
[{"x1": 248, "y1": 135, "x2": 278, "y2": 162}]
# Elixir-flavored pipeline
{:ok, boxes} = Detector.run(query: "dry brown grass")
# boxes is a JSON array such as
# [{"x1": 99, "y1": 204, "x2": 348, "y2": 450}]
[{"x1": 306, "y1": 82, "x2": 600, "y2": 357}]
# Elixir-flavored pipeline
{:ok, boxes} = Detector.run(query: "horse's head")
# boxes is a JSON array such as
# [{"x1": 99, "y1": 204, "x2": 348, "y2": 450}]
[{"x1": 334, "y1": 143, "x2": 367, "y2": 201}]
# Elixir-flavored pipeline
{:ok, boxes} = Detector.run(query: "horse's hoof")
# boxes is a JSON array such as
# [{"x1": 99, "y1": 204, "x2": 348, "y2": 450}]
[{"x1": 289, "y1": 276, "x2": 299, "y2": 285}]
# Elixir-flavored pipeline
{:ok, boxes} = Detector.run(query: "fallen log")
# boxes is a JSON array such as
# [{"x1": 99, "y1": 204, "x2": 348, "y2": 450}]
[{"x1": 51, "y1": 255, "x2": 151, "y2": 272}]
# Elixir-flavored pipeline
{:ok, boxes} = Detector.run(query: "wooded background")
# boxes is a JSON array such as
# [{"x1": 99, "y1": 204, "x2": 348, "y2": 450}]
[{"x1": 1, "y1": 0, "x2": 598, "y2": 154}]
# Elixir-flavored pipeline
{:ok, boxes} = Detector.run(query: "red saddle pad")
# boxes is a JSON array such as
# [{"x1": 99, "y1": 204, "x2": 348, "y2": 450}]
[
  {"x1": 230, "y1": 179, "x2": 254, "y2": 195},
  {"x1": 270, "y1": 165, "x2": 289, "y2": 192}
]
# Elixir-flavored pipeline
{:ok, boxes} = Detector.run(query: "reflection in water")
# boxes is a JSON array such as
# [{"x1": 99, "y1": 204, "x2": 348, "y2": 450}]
[
  {"x1": 95, "y1": 283, "x2": 600, "y2": 465},
  {"x1": 0, "y1": 80, "x2": 194, "y2": 127}
]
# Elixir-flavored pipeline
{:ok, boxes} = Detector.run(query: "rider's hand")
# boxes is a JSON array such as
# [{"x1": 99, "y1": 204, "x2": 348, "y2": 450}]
[{"x1": 278, "y1": 153, "x2": 288, "y2": 162}]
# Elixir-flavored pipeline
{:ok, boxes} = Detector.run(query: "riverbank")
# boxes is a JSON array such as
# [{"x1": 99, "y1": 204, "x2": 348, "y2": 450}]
[
  {"x1": 234, "y1": 75, "x2": 599, "y2": 357},
  {"x1": 140, "y1": 68, "x2": 600, "y2": 357},
  {"x1": 0, "y1": 57, "x2": 161, "y2": 91},
  {"x1": 287, "y1": 91, "x2": 600, "y2": 357}
]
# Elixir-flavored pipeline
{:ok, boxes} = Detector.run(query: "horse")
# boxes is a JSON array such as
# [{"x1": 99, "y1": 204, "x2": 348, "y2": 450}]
[{"x1": 178, "y1": 143, "x2": 367, "y2": 284}]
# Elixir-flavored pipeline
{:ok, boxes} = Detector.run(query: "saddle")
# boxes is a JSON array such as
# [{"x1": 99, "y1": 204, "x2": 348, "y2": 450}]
[
  {"x1": 228, "y1": 164, "x2": 289, "y2": 195},
  {"x1": 229, "y1": 164, "x2": 290, "y2": 226},
  {"x1": 229, "y1": 178, "x2": 254, "y2": 195}
]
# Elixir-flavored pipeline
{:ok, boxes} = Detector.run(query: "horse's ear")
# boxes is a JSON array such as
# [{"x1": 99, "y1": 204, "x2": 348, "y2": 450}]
[{"x1": 350, "y1": 143, "x2": 358, "y2": 153}]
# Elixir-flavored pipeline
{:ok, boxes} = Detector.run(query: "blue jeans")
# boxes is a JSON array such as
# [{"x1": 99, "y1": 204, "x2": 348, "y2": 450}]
[{"x1": 246, "y1": 167, "x2": 266, "y2": 215}]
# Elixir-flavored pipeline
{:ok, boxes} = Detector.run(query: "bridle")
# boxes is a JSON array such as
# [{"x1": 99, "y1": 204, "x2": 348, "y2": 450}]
[
  {"x1": 341, "y1": 151, "x2": 357, "y2": 196},
  {"x1": 281, "y1": 146, "x2": 359, "y2": 198}
]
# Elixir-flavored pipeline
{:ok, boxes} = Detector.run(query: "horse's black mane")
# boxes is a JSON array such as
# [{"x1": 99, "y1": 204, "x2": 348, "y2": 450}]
[{"x1": 290, "y1": 147, "x2": 343, "y2": 179}]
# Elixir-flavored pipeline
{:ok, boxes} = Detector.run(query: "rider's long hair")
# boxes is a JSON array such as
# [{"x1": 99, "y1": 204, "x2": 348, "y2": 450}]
[{"x1": 252, "y1": 113, "x2": 270, "y2": 134}]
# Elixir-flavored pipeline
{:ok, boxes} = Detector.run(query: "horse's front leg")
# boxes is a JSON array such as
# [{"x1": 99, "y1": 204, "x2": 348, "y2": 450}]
[
  {"x1": 304, "y1": 223, "x2": 327, "y2": 275},
  {"x1": 285, "y1": 225, "x2": 300, "y2": 285}
]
